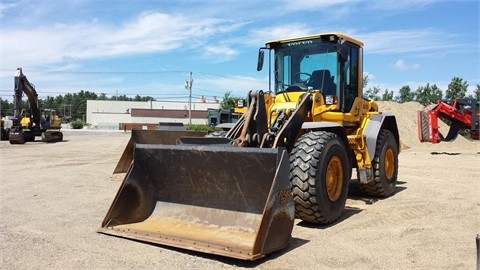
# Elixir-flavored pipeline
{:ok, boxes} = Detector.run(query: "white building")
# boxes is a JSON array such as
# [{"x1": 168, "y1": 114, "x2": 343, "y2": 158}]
[{"x1": 86, "y1": 99, "x2": 220, "y2": 130}]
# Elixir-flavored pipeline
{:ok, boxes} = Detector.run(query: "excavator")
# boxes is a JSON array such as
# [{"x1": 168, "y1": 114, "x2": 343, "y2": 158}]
[
  {"x1": 9, "y1": 68, "x2": 63, "y2": 144},
  {"x1": 99, "y1": 33, "x2": 400, "y2": 260},
  {"x1": 418, "y1": 98, "x2": 479, "y2": 143}
]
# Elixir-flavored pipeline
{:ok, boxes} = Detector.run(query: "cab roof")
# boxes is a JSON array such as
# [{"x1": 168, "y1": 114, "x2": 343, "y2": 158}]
[{"x1": 265, "y1": 32, "x2": 364, "y2": 47}]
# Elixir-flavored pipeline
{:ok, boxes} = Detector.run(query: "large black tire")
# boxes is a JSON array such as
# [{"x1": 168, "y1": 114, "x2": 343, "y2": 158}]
[
  {"x1": 359, "y1": 129, "x2": 398, "y2": 197},
  {"x1": 290, "y1": 131, "x2": 350, "y2": 224},
  {"x1": 419, "y1": 110, "x2": 429, "y2": 142}
]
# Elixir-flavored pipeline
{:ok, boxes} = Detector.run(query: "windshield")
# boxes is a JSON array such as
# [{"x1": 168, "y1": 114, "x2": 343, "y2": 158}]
[{"x1": 274, "y1": 39, "x2": 339, "y2": 94}]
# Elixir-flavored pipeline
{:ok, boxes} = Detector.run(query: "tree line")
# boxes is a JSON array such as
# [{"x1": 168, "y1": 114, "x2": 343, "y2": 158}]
[
  {"x1": 1, "y1": 76, "x2": 479, "y2": 121},
  {"x1": 0, "y1": 91, "x2": 155, "y2": 122},
  {"x1": 221, "y1": 76, "x2": 479, "y2": 109},
  {"x1": 363, "y1": 76, "x2": 480, "y2": 104}
]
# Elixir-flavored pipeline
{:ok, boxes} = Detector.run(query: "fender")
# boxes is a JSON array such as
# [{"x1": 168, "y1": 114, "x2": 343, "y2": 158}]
[
  {"x1": 300, "y1": 121, "x2": 350, "y2": 159},
  {"x1": 301, "y1": 121, "x2": 341, "y2": 130},
  {"x1": 364, "y1": 113, "x2": 400, "y2": 159},
  {"x1": 301, "y1": 121, "x2": 348, "y2": 143}
]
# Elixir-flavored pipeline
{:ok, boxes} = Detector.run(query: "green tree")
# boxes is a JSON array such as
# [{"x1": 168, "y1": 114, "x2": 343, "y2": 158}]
[
  {"x1": 381, "y1": 89, "x2": 394, "y2": 101},
  {"x1": 445, "y1": 77, "x2": 468, "y2": 99},
  {"x1": 98, "y1": 93, "x2": 108, "y2": 100},
  {"x1": 61, "y1": 93, "x2": 77, "y2": 120},
  {"x1": 144, "y1": 96, "x2": 155, "y2": 101},
  {"x1": 113, "y1": 94, "x2": 132, "y2": 101},
  {"x1": 134, "y1": 95, "x2": 155, "y2": 101},
  {"x1": 2, "y1": 90, "x2": 162, "y2": 123},
  {"x1": 431, "y1": 84, "x2": 443, "y2": 102},
  {"x1": 415, "y1": 83, "x2": 443, "y2": 105},
  {"x1": 475, "y1": 84, "x2": 480, "y2": 100},
  {"x1": 395, "y1": 85, "x2": 415, "y2": 103},
  {"x1": 74, "y1": 90, "x2": 98, "y2": 121},
  {"x1": 362, "y1": 74, "x2": 369, "y2": 89},
  {"x1": 362, "y1": 74, "x2": 382, "y2": 101},
  {"x1": 0, "y1": 98, "x2": 14, "y2": 117},
  {"x1": 220, "y1": 91, "x2": 242, "y2": 109},
  {"x1": 54, "y1": 95, "x2": 69, "y2": 120},
  {"x1": 465, "y1": 84, "x2": 480, "y2": 101},
  {"x1": 364, "y1": 86, "x2": 381, "y2": 101},
  {"x1": 42, "y1": 96, "x2": 54, "y2": 109}
]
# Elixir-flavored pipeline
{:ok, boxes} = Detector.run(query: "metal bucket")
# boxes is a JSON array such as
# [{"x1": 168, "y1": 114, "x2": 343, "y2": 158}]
[
  {"x1": 99, "y1": 144, "x2": 294, "y2": 260},
  {"x1": 113, "y1": 129, "x2": 207, "y2": 174}
]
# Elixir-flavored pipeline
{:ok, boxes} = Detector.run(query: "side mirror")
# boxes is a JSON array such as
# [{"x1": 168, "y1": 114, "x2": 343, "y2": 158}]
[
  {"x1": 257, "y1": 49, "x2": 265, "y2": 71},
  {"x1": 339, "y1": 40, "x2": 349, "y2": 62}
]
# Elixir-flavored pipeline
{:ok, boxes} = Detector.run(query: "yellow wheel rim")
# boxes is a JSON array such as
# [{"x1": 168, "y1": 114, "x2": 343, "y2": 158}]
[
  {"x1": 326, "y1": 156, "x2": 343, "y2": 202},
  {"x1": 385, "y1": 148, "x2": 395, "y2": 180}
]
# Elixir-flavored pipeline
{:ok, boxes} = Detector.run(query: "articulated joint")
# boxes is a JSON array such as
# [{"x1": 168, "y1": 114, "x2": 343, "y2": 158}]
[
  {"x1": 355, "y1": 150, "x2": 374, "y2": 184},
  {"x1": 348, "y1": 134, "x2": 374, "y2": 184}
]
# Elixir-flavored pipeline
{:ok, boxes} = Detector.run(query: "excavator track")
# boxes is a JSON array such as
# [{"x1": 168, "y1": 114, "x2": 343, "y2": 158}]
[
  {"x1": 8, "y1": 130, "x2": 25, "y2": 144},
  {"x1": 41, "y1": 131, "x2": 63, "y2": 143}
]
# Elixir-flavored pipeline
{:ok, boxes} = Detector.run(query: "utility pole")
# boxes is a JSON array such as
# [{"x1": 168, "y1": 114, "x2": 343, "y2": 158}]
[
  {"x1": 185, "y1": 72, "x2": 193, "y2": 125},
  {"x1": 63, "y1": 104, "x2": 72, "y2": 122}
]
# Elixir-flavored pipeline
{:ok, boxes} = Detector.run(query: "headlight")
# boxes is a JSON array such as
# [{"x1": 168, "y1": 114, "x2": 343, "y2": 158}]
[{"x1": 325, "y1": 95, "x2": 337, "y2": 105}]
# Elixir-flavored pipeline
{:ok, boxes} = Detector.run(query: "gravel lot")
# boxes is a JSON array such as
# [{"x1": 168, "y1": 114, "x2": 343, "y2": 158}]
[{"x1": 1, "y1": 105, "x2": 479, "y2": 269}]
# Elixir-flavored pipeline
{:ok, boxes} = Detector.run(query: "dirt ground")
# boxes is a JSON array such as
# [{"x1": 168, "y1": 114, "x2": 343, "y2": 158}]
[{"x1": 1, "y1": 102, "x2": 479, "y2": 269}]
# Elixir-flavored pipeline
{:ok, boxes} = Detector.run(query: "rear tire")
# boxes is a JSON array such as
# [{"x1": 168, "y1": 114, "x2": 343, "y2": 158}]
[
  {"x1": 419, "y1": 110, "x2": 429, "y2": 142},
  {"x1": 359, "y1": 129, "x2": 398, "y2": 197},
  {"x1": 290, "y1": 131, "x2": 349, "y2": 224}
]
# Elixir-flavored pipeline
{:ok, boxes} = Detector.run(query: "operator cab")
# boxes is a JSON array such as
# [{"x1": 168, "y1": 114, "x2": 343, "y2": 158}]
[{"x1": 259, "y1": 33, "x2": 363, "y2": 113}]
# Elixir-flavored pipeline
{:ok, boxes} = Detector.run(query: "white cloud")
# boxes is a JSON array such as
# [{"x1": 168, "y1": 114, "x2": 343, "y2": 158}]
[
  {"x1": 279, "y1": 0, "x2": 358, "y2": 12},
  {"x1": 1, "y1": 12, "x2": 236, "y2": 69},
  {"x1": 394, "y1": 60, "x2": 408, "y2": 70},
  {"x1": 394, "y1": 59, "x2": 421, "y2": 71},
  {"x1": 202, "y1": 45, "x2": 240, "y2": 62},
  {"x1": 244, "y1": 23, "x2": 313, "y2": 47},
  {"x1": 363, "y1": 72, "x2": 375, "y2": 80},
  {"x1": 412, "y1": 63, "x2": 421, "y2": 70},
  {"x1": 0, "y1": 2, "x2": 16, "y2": 18},
  {"x1": 355, "y1": 29, "x2": 463, "y2": 55},
  {"x1": 1, "y1": 0, "x2": 476, "y2": 102},
  {"x1": 367, "y1": 0, "x2": 439, "y2": 10}
]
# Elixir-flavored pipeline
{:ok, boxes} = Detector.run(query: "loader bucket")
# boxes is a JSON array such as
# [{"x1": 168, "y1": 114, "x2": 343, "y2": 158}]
[
  {"x1": 99, "y1": 144, "x2": 294, "y2": 260},
  {"x1": 113, "y1": 129, "x2": 207, "y2": 175}
]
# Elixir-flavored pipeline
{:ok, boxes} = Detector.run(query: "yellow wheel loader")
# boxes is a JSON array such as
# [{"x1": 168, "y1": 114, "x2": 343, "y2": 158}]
[{"x1": 99, "y1": 33, "x2": 400, "y2": 260}]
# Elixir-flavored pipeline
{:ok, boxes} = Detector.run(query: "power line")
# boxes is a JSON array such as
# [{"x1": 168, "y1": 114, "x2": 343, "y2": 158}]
[
  {"x1": 0, "y1": 89, "x2": 221, "y2": 96},
  {"x1": 0, "y1": 68, "x2": 188, "y2": 75},
  {"x1": 196, "y1": 71, "x2": 259, "y2": 82}
]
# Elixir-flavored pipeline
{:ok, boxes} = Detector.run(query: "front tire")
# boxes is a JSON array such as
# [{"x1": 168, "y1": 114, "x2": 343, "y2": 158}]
[
  {"x1": 290, "y1": 131, "x2": 350, "y2": 224},
  {"x1": 359, "y1": 129, "x2": 398, "y2": 197}
]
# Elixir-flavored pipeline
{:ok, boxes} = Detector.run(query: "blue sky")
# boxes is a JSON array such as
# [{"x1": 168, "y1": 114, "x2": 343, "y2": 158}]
[{"x1": 1, "y1": 0, "x2": 478, "y2": 102}]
